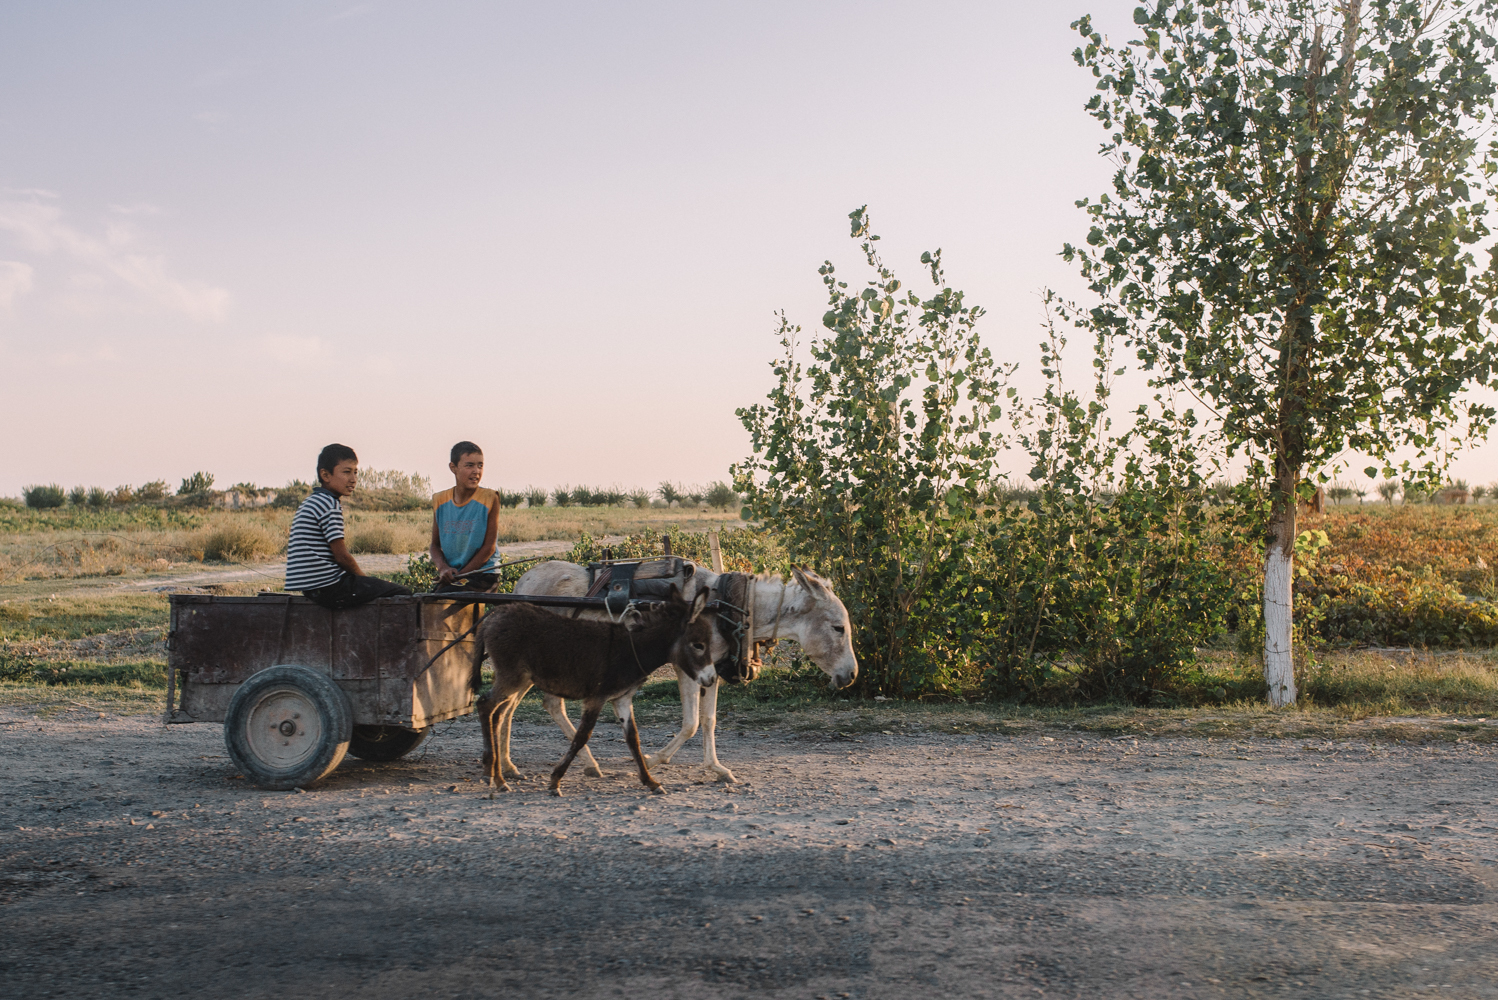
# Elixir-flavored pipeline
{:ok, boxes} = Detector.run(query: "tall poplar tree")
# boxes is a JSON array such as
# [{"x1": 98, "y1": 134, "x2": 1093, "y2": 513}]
[{"x1": 1067, "y1": 0, "x2": 1498, "y2": 705}]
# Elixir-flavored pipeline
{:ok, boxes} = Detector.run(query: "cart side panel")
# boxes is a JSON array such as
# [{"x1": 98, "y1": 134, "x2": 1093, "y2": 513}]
[
  {"x1": 174, "y1": 595, "x2": 397, "y2": 725},
  {"x1": 401, "y1": 600, "x2": 480, "y2": 728}
]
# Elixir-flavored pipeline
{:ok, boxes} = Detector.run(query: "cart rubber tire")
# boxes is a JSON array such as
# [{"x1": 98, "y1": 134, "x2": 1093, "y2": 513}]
[
  {"x1": 347, "y1": 725, "x2": 429, "y2": 762},
  {"x1": 223, "y1": 664, "x2": 352, "y2": 790}
]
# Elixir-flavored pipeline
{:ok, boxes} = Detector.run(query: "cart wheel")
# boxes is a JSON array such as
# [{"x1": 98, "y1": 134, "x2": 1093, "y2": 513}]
[
  {"x1": 347, "y1": 725, "x2": 429, "y2": 762},
  {"x1": 224, "y1": 665, "x2": 352, "y2": 790}
]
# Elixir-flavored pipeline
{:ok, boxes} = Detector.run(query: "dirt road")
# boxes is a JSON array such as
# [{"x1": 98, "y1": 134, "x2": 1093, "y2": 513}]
[{"x1": 2, "y1": 709, "x2": 1495, "y2": 999}]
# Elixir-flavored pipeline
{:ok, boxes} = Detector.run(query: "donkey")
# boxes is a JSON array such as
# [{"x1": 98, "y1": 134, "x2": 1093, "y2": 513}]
[
  {"x1": 474, "y1": 586, "x2": 716, "y2": 796},
  {"x1": 513, "y1": 561, "x2": 858, "y2": 783}
]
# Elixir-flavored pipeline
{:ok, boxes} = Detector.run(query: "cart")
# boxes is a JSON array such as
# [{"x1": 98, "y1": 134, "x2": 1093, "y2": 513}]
[{"x1": 163, "y1": 555, "x2": 708, "y2": 790}]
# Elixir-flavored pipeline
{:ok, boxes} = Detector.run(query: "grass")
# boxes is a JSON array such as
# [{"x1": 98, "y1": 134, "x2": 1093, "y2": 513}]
[{"x1": 0, "y1": 504, "x2": 744, "y2": 583}]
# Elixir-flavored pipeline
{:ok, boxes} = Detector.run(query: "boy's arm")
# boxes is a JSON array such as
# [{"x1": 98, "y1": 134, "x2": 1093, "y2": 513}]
[
  {"x1": 455, "y1": 499, "x2": 502, "y2": 576},
  {"x1": 329, "y1": 538, "x2": 364, "y2": 576},
  {"x1": 430, "y1": 518, "x2": 456, "y2": 584}
]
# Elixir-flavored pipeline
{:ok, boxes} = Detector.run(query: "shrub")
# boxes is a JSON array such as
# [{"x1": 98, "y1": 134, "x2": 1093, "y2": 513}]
[
  {"x1": 358, "y1": 468, "x2": 431, "y2": 497},
  {"x1": 1473, "y1": 485, "x2": 1489, "y2": 502},
  {"x1": 598, "y1": 487, "x2": 626, "y2": 507},
  {"x1": 705, "y1": 481, "x2": 740, "y2": 510},
  {"x1": 552, "y1": 487, "x2": 573, "y2": 507},
  {"x1": 627, "y1": 488, "x2": 651, "y2": 508},
  {"x1": 179, "y1": 472, "x2": 215, "y2": 495},
  {"x1": 572, "y1": 486, "x2": 596, "y2": 507},
  {"x1": 67, "y1": 486, "x2": 87, "y2": 506},
  {"x1": 270, "y1": 480, "x2": 313, "y2": 509},
  {"x1": 497, "y1": 489, "x2": 523, "y2": 508},
  {"x1": 197, "y1": 521, "x2": 281, "y2": 562},
  {"x1": 110, "y1": 485, "x2": 135, "y2": 506},
  {"x1": 22, "y1": 484, "x2": 66, "y2": 509},
  {"x1": 1376, "y1": 480, "x2": 1400, "y2": 504},
  {"x1": 657, "y1": 482, "x2": 683, "y2": 505},
  {"x1": 137, "y1": 480, "x2": 169, "y2": 501},
  {"x1": 86, "y1": 486, "x2": 108, "y2": 508},
  {"x1": 685, "y1": 485, "x2": 706, "y2": 506},
  {"x1": 525, "y1": 486, "x2": 549, "y2": 508}
]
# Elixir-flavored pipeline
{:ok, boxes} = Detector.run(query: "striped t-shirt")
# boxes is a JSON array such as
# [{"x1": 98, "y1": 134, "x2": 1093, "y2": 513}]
[
  {"x1": 432, "y1": 487, "x2": 500, "y2": 574},
  {"x1": 285, "y1": 487, "x2": 346, "y2": 591}
]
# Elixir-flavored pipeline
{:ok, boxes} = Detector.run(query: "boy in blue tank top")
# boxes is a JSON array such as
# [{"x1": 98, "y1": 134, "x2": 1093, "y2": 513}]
[{"x1": 429, "y1": 440, "x2": 502, "y2": 592}]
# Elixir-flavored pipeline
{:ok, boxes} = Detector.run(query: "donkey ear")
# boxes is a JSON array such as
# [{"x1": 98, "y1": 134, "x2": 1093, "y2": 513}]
[
  {"x1": 683, "y1": 563, "x2": 696, "y2": 579},
  {"x1": 688, "y1": 588, "x2": 708, "y2": 623},
  {"x1": 791, "y1": 565, "x2": 820, "y2": 593}
]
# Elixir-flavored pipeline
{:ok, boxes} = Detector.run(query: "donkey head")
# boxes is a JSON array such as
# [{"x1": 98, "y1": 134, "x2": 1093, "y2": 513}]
[
  {"x1": 789, "y1": 567, "x2": 859, "y2": 690},
  {"x1": 627, "y1": 585, "x2": 718, "y2": 687}
]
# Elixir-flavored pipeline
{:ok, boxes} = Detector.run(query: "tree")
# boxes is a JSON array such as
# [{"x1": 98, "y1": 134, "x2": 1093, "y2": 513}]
[
  {"x1": 735, "y1": 208, "x2": 1012, "y2": 695},
  {"x1": 1067, "y1": 0, "x2": 1498, "y2": 705}
]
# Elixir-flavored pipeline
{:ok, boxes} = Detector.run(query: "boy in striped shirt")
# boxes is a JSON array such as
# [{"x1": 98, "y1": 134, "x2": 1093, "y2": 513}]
[
  {"x1": 429, "y1": 441, "x2": 503, "y2": 592},
  {"x1": 285, "y1": 443, "x2": 412, "y2": 609}
]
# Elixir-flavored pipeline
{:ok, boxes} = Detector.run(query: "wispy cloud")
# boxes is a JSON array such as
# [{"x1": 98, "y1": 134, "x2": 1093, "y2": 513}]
[
  {"x1": 0, "y1": 261, "x2": 34, "y2": 308},
  {"x1": 0, "y1": 197, "x2": 229, "y2": 321}
]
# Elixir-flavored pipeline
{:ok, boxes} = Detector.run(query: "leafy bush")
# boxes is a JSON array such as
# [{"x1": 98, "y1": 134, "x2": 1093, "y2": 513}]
[
  {"x1": 656, "y1": 482, "x2": 683, "y2": 505},
  {"x1": 358, "y1": 468, "x2": 431, "y2": 497},
  {"x1": 137, "y1": 480, "x2": 169, "y2": 502},
  {"x1": 705, "y1": 481, "x2": 740, "y2": 510},
  {"x1": 67, "y1": 486, "x2": 87, "y2": 506},
  {"x1": 627, "y1": 488, "x2": 651, "y2": 508},
  {"x1": 598, "y1": 487, "x2": 626, "y2": 506},
  {"x1": 497, "y1": 489, "x2": 523, "y2": 508},
  {"x1": 270, "y1": 480, "x2": 313, "y2": 510},
  {"x1": 22, "y1": 485, "x2": 66, "y2": 509},
  {"x1": 179, "y1": 472, "x2": 215, "y2": 495},
  {"x1": 525, "y1": 486, "x2": 549, "y2": 508},
  {"x1": 572, "y1": 486, "x2": 596, "y2": 507},
  {"x1": 552, "y1": 487, "x2": 573, "y2": 507},
  {"x1": 685, "y1": 486, "x2": 706, "y2": 506},
  {"x1": 110, "y1": 485, "x2": 135, "y2": 506},
  {"x1": 86, "y1": 486, "x2": 108, "y2": 509},
  {"x1": 1377, "y1": 480, "x2": 1400, "y2": 504}
]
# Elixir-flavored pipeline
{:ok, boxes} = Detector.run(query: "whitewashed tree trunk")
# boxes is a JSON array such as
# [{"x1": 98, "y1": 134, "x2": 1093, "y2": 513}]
[{"x1": 1263, "y1": 494, "x2": 1297, "y2": 707}]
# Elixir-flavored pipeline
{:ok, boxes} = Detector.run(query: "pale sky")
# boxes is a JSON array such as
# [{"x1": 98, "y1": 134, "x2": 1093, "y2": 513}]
[{"x1": 2, "y1": 2, "x2": 1495, "y2": 498}]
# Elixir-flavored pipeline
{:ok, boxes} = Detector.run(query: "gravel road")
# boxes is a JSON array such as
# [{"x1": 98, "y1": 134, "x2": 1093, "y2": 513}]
[{"x1": 2, "y1": 709, "x2": 1496, "y2": 999}]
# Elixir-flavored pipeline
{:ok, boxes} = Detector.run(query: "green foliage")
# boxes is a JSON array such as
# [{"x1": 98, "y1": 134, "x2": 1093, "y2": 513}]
[
  {"x1": 736, "y1": 209, "x2": 1013, "y2": 697},
  {"x1": 627, "y1": 488, "x2": 651, "y2": 509},
  {"x1": 179, "y1": 471, "x2": 215, "y2": 495},
  {"x1": 270, "y1": 480, "x2": 313, "y2": 510},
  {"x1": 137, "y1": 480, "x2": 169, "y2": 502},
  {"x1": 1377, "y1": 480, "x2": 1401, "y2": 504},
  {"x1": 66, "y1": 486, "x2": 87, "y2": 506},
  {"x1": 571, "y1": 486, "x2": 596, "y2": 506},
  {"x1": 562, "y1": 527, "x2": 780, "y2": 574},
  {"x1": 525, "y1": 486, "x2": 549, "y2": 508},
  {"x1": 86, "y1": 486, "x2": 108, "y2": 508},
  {"x1": 552, "y1": 487, "x2": 573, "y2": 508},
  {"x1": 497, "y1": 489, "x2": 523, "y2": 508},
  {"x1": 22, "y1": 485, "x2": 65, "y2": 509},
  {"x1": 705, "y1": 481, "x2": 740, "y2": 510},
  {"x1": 656, "y1": 482, "x2": 683, "y2": 505}
]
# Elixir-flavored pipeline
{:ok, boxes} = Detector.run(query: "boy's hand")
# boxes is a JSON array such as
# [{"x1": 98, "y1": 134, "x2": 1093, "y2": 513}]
[{"x1": 438, "y1": 566, "x2": 457, "y2": 585}]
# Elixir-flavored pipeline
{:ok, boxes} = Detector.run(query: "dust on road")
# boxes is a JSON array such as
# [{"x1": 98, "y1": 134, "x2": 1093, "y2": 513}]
[{"x1": 2, "y1": 708, "x2": 1496, "y2": 999}]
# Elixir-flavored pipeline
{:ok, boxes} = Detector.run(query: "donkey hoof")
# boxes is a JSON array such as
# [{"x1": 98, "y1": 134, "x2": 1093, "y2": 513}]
[
  {"x1": 502, "y1": 766, "x2": 524, "y2": 779},
  {"x1": 650, "y1": 784, "x2": 667, "y2": 796},
  {"x1": 584, "y1": 765, "x2": 604, "y2": 778},
  {"x1": 549, "y1": 784, "x2": 563, "y2": 797}
]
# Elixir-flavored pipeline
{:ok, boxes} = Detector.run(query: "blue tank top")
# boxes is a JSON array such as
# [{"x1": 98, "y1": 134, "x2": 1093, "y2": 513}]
[{"x1": 432, "y1": 487, "x2": 499, "y2": 573}]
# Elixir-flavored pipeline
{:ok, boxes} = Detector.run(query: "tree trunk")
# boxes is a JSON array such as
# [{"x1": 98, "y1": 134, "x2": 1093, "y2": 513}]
[{"x1": 1263, "y1": 467, "x2": 1298, "y2": 707}]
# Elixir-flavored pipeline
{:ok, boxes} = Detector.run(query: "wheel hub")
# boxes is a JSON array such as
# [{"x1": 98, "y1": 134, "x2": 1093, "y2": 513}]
[{"x1": 244, "y1": 688, "x2": 322, "y2": 771}]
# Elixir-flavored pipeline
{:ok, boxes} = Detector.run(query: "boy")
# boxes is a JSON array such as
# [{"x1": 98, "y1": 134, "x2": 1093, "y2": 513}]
[
  {"x1": 285, "y1": 443, "x2": 412, "y2": 609},
  {"x1": 430, "y1": 440, "x2": 503, "y2": 592}
]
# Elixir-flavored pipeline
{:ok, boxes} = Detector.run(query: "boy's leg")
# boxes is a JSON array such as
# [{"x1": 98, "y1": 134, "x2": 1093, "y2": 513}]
[{"x1": 304, "y1": 573, "x2": 410, "y2": 610}]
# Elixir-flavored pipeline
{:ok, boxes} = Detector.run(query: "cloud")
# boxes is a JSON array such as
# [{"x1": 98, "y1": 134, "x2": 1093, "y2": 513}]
[
  {"x1": 0, "y1": 261, "x2": 33, "y2": 308},
  {"x1": 0, "y1": 197, "x2": 229, "y2": 321}
]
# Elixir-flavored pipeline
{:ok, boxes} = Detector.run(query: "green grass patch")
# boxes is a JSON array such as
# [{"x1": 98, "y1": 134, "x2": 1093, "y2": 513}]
[{"x1": 0, "y1": 592, "x2": 168, "y2": 641}]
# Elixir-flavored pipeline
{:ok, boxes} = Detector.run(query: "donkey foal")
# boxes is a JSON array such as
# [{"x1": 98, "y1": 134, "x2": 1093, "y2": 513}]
[{"x1": 475, "y1": 587, "x2": 716, "y2": 796}]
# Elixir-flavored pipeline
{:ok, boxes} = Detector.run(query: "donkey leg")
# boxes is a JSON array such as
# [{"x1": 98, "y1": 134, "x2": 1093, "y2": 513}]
[
  {"x1": 542, "y1": 692, "x2": 604, "y2": 778},
  {"x1": 644, "y1": 668, "x2": 699, "y2": 767},
  {"x1": 700, "y1": 678, "x2": 737, "y2": 783},
  {"x1": 549, "y1": 704, "x2": 602, "y2": 796},
  {"x1": 615, "y1": 693, "x2": 664, "y2": 794},
  {"x1": 481, "y1": 694, "x2": 513, "y2": 797},
  {"x1": 499, "y1": 683, "x2": 531, "y2": 779}
]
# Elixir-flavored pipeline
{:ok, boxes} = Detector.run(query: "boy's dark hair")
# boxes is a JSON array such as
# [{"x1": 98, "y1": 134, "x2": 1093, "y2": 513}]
[
  {"x1": 316, "y1": 443, "x2": 358, "y2": 478},
  {"x1": 450, "y1": 441, "x2": 483, "y2": 464}
]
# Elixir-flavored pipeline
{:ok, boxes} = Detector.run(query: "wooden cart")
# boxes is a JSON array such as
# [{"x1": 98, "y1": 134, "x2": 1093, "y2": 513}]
[{"x1": 163, "y1": 556, "x2": 697, "y2": 790}]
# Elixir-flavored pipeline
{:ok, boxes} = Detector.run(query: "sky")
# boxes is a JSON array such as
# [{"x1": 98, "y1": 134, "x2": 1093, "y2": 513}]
[{"x1": 1, "y1": 1, "x2": 1495, "y2": 498}]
